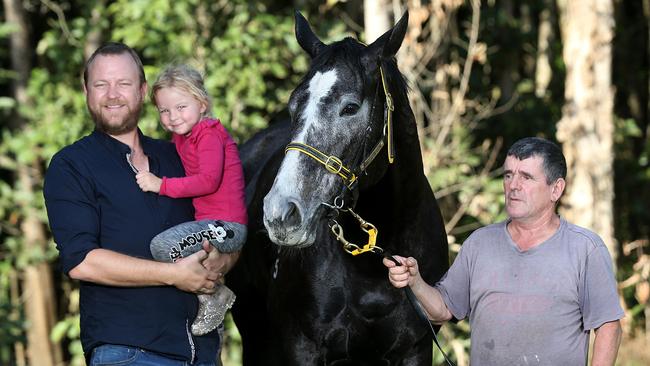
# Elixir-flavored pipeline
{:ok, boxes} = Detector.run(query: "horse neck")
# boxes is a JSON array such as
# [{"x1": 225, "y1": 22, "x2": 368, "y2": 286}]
[
  {"x1": 386, "y1": 98, "x2": 425, "y2": 184},
  {"x1": 358, "y1": 104, "x2": 429, "y2": 218}
]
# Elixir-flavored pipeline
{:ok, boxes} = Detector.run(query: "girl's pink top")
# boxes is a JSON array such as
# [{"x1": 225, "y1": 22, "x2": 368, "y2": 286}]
[{"x1": 159, "y1": 118, "x2": 247, "y2": 224}]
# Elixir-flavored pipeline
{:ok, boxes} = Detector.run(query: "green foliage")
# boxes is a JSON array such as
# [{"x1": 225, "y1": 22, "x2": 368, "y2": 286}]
[
  {"x1": 0, "y1": 265, "x2": 25, "y2": 365},
  {"x1": 471, "y1": 1, "x2": 564, "y2": 148},
  {"x1": 0, "y1": 1, "x2": 310, "y2": 363},
  {"x1": 613, "y1": 116, "x2": 650, "y2": 244},
  {"x1": 51, "y1": 313, "x2": 84, "y2": 366},
  {"x1": 2, "y1": 1, "x2": 650, "y2": 365},
  {"x1": 221, "y1": 314, "x2": 242, "y2": 366},
  {"x1": 106, "y1": 0, "x2": 309, "y2": 141}
]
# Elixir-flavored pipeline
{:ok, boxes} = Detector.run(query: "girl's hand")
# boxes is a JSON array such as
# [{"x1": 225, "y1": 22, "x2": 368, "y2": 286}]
[{"x1": 136, "y1": 171, "x2": 162, "y2": 193}]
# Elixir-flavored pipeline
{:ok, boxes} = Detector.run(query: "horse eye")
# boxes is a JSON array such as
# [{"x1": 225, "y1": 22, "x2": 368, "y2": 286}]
[{"x1": 340, "y1": 103, "x2": 360, "y2": 117}]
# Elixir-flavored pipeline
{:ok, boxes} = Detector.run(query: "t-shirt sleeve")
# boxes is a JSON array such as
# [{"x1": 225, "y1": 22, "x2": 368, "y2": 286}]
[
  {"x1": 435, "y1": 238, "x2": 473, "y2": 320},
  {"x1": 43, "y1": 154, "x2": 100, "y2": 275},
  {"x1": 581, "y1": 243, "x2": 624, "y2": 330},
  {"x1": 160, "y1": 129, "x2": 225, "y2": 198}
]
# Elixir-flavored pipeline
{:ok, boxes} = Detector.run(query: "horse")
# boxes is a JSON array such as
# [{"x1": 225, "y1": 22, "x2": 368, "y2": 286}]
[{"x1": 228, "y1": 11, "x2": 450, "y2": 366}]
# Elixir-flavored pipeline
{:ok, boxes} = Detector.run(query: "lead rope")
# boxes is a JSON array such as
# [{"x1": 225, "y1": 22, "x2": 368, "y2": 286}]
[{"x1": 383, "y1": 254, "x2": 456, "y2": 366}]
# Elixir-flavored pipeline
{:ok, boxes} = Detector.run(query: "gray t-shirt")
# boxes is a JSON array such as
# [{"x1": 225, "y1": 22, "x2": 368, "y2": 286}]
[{"x1": 436, "y1": 218, "x2": 623, "y2": 365}]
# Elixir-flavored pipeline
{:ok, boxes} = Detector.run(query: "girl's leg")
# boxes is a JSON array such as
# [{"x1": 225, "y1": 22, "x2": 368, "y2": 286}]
[
  {"x1": 150, "y1": 220, "x2": 247, "y2": 262},
  {"x1": 150, "y1": 220, "x2": 247, "y2": 336}
]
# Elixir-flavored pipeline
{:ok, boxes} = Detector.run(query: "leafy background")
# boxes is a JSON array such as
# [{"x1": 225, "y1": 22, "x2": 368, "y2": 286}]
[{"x1": 1, "y1": 0, "x2": 649, "y2": 365}]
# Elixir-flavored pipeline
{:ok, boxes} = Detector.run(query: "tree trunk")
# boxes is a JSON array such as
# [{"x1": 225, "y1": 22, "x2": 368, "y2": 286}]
[
  {"x1": 3, "y1": 0, "x2": 62, "y2": 365},
  {"x1": 20, "y1": 174, "x2": 62, "y2": 366},
  {"x1": 3, "y1": 0, "x2": 30, "y2": 129},
  {"x1": 535, "y1": 0, "x2": 554, "y2": 97},
  {"x1": 497, "y1": 0, "x2": 516, "y2": 105},
  {"x1": 556, "y1": 0, "x2": 617, "y2": 262},
  {"x1": 364, "y1": 0, "x2": 392, "y2": 43}
]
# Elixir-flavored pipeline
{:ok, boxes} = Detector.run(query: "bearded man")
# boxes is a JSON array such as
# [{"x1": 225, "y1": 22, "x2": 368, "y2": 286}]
[{"x1": 44, "y1": 42, "x2": 238, "y2": 366}]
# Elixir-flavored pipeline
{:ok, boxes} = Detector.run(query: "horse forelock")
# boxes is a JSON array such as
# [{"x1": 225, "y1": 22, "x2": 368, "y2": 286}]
[{"x1": 310, "y1": 38, "x2": 366, "y2": 71}]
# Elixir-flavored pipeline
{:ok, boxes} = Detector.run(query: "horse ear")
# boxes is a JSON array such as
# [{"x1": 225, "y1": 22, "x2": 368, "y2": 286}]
[
  {"x1": 362, "y1": 11, "x2": 409, "y2": 68},
  {"x1": 295, "y1": 11, "x2": 325, "y2": 58}
]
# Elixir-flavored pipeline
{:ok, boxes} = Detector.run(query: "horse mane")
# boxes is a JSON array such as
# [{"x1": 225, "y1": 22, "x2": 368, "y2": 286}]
[
  {"x1": 378, "y1": 57, "x2": 410, "y2": 114},
  {"x1": 307, "y1": 37, "x2": 365, "y2": 74}
]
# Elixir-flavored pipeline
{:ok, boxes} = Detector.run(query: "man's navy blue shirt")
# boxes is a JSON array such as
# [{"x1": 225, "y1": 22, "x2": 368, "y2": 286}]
[{"x1": 44, "y1": 129, "x2": 219, "y2": 363}]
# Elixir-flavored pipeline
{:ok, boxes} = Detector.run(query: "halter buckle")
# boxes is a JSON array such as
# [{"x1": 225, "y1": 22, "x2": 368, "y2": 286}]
[
  {"x1": 385, "y1": 92, "x2": 395, "y2": 112},
  {"x1": 325, "y1": 155, "x2": 344, "y2": 174}
]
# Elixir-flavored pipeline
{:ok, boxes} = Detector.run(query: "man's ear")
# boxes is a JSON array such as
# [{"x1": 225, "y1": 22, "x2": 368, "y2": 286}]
[
  {"x1": 551, "y1": 178, "x2": 566, "y2": 202},
  {"x1": 141, "y1": 82, "x2": 148, "y2": 97}
]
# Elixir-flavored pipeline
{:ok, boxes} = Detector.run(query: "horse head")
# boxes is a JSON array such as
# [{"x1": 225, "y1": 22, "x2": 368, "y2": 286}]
[{"x1": 263, "y1": 11, "x2": 409, "y2": 247}]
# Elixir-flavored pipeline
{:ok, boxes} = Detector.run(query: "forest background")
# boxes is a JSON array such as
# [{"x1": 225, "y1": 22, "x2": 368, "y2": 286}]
[{"x1": 1, "y1": 0, "x2": 649, "y2": 365}]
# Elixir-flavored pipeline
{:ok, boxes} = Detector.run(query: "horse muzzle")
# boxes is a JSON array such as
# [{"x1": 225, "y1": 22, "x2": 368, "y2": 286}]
[{"x1": 263, "y1": 192, "x2": 317, "y2": 247}]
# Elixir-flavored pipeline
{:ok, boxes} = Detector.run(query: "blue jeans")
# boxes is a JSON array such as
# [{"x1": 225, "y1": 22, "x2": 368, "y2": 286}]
[{"x1": 89, "y1": 344, "x2": 217, "y2": 366}]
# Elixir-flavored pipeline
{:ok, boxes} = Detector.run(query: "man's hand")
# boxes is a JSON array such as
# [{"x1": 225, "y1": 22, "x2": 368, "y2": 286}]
[
  {"x1": 171, "y1": 249, "x2": 219, "y2": 294},
  {"x1": 136, "y1": 171, "x2": 162, "y2": 193},
  {"x1": 383, "y1": 255, "x2": 422, "y2": 289},
  {"x1": 382, "y1": 254, "x2": 453, "y2": 324},
  {"x1": 201, "y1": 241, "x2": 240, "y2": 285}
]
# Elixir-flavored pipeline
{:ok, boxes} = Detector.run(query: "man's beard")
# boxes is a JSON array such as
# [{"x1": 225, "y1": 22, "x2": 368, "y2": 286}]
[{"x1": 89, "y1": 98, "x2": 143, "y2": 135}]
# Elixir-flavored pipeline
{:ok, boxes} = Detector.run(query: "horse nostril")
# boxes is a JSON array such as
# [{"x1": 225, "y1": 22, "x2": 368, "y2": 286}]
[
  {"x1": 282, "y1": 201, "x2": 295, "y2": 221},
  {"x1": 282, "y1": 200, "x2": 302, "y2": 227}
]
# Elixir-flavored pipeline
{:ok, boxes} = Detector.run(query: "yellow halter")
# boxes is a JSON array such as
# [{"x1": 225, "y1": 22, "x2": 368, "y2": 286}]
[
  {"x1": 284, "y1": 65, "x2": 396, "y2": 256},
  {"x1": 284, "y1": 66, "x2": 395, "y2": 189}
]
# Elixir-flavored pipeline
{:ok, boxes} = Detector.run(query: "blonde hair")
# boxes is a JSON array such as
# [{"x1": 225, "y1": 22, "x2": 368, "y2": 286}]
[{"x1": 151, "y1": 64, "x2": 212, "y2": 117}]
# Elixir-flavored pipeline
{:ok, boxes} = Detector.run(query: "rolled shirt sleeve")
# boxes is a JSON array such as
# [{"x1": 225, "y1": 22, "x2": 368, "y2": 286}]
[{"x1": 44, "y1": 154, "x2": 100, "y2": 275}]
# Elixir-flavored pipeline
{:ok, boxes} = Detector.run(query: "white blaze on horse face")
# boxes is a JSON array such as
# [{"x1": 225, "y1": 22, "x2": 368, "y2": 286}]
[
  {"x1": 297, "y1": 69, "x2": 338, "y2": 142},
  {"x1": 263, "y1": 69, "x2": 339, "y2": 246},
  {"x1": 274, "y1": 69, "x2": 338, "y2": 197}
]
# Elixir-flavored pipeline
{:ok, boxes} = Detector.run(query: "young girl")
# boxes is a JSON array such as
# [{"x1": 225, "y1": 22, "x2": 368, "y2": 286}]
[{"x1": 135, "y1": 64, "x2": 247, "y2": 336}]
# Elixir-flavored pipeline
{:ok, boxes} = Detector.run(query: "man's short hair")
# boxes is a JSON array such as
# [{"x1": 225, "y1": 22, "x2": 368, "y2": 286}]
[
  {"x1": 83, "y1": 42, "x2": 146, "y2": 87},
  {"x1": 507, "y1": 137, "x2": 567, "y2": 184}
]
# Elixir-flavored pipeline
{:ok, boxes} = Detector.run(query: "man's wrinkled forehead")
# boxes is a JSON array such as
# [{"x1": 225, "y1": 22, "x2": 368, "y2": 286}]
[{"x1": 503, "y1": 154, "x2": 545, "y2": 174}]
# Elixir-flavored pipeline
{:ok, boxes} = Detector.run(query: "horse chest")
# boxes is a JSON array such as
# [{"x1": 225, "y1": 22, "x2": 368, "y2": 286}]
[
  {"x1": 271, "y1": 258, "x2": 408, "y2": 342},
  {"x1": 276, "y1": 285, "x2": 416, "y2": 365}
]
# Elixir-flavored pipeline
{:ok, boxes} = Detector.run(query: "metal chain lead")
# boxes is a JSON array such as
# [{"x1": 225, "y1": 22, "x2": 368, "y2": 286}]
[{"x1": 326, "y1": 206, "x2": 383, "y2": 256}]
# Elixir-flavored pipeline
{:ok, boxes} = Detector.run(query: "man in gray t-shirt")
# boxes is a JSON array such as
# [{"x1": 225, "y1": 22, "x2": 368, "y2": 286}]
[{"x1": 385, "y1": 137, "x2": 623, "y2": 365}]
